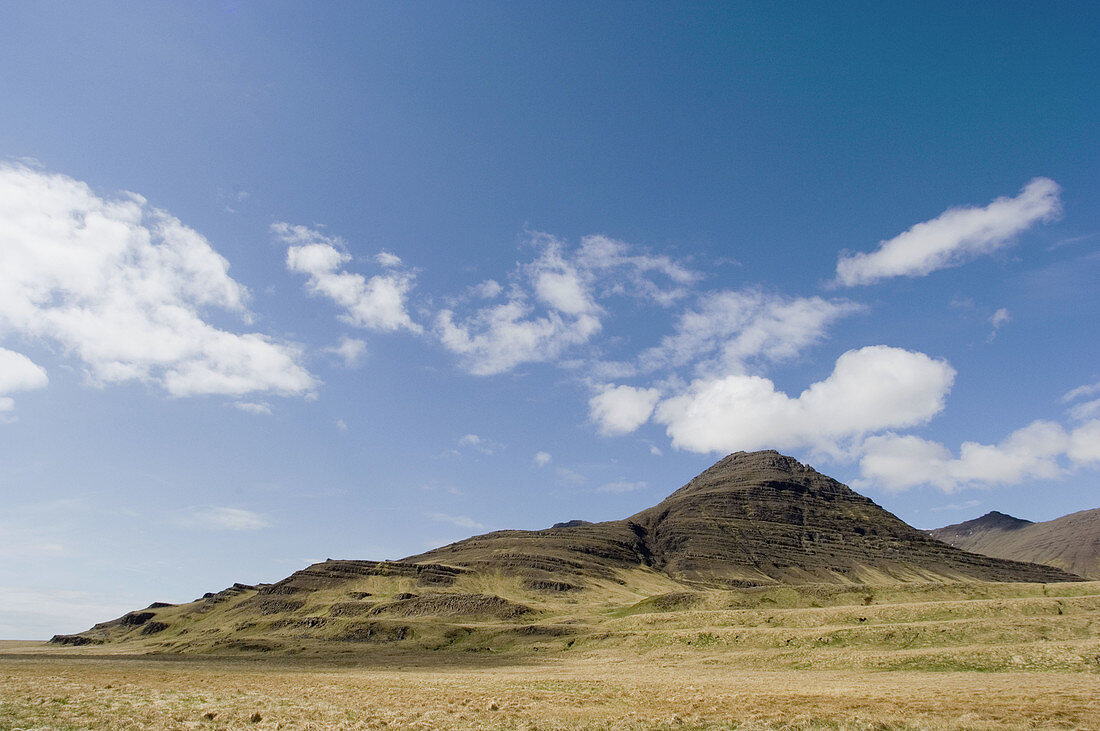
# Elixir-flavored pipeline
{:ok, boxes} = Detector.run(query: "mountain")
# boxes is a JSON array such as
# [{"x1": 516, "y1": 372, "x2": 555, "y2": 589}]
[
  {"x1": 51, "y1": 451, "x2": 1081, "y2": 651},
  {"x1": 930, "y1": 508, "x2": 1100, "y2": 579},
  {"x1": 410, "y1": 451, "x2": 1077, "y2": 585}
]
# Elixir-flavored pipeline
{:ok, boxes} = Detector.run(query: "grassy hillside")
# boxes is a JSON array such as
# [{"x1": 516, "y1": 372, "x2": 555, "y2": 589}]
[{"x1": 931, "y1": 509, "x2": 1100, "y2": 580}]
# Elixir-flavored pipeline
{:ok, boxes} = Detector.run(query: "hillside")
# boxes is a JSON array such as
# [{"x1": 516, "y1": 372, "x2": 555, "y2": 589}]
[
  {"x1": 930, "y1": 508, "x2": 1100, "y2": 579},
  {"x1": 50, "y1": 450, "x2": 1082, "y2": 653}
]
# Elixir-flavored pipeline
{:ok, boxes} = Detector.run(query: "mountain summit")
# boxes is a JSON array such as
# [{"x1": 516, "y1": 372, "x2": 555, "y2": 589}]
[{"x1": 413, "y1": 450, "x2": 1075, "y2": 586}]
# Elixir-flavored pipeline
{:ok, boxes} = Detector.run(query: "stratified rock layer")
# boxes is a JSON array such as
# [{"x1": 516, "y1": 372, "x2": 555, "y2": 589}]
[{"x1": 413, "y1": 451, "x2": 1079, "y2": 586}]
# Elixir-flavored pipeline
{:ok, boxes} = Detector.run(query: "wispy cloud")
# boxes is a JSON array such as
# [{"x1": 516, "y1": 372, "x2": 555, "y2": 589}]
[
  {"x1": 427, "y1": 512, "x2": 484, "y2": 530},
  {"x1": 326, "y1": 336, "x2": 368, "y2": 368},
  {"x1": 181, "y1": 507, "x2": 271, "y2": 531},
  {"x1": 233, "y1": 401, "x2": 273, "y2": 415},
  {"x1": 596, "y1": 480, "x2": 646, "y2": 494},
  {"x1": 436, "y1": 232, "x2": 701, "y2": 375},
  {"x1": 836, "y1": 178, "x2": 1061, "y2": 286},
  {"x1": 279, "y1": 222, "x2": 422, "y2": 333}
]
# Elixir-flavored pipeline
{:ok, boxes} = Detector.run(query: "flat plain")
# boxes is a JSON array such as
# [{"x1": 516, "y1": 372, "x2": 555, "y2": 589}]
[{"x1": 4, "y1": 580, "x2": 1099, "y2": 730}]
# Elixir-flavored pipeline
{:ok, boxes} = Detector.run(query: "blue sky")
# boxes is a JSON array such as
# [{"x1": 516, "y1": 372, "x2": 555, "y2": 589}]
[{"x1": 1, "y1": 2, "x2": 1097, "y2": 638}]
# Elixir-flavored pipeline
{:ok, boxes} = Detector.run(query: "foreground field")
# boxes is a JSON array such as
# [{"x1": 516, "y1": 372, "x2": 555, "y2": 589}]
[
  {"x1": 3, "y1": 651, "x2": 1100, "y2": 730},
  {"x1": 6, "y1": 581, "x2": 1099, "y2": 729}
]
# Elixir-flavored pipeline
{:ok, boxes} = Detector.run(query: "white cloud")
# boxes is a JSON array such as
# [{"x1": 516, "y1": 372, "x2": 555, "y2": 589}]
[
  {"x1": 574, "y1": 234, "x2": 701, "y2": 306},
  {"x1": 858, "y1": 418, "x2": 1100, "y2": 492},
  {"x1": 1063, "y1": 381, "x2": 1100, "y2": 421},
  {"x1": 184, "y1": 506, "x2": 270, "y2": 531},
  {"x1": 473, "y1": 279, "x2": 503, "y2": 299},
  {"x1": 278, "y1": 222, "x2": 422, "y2": 334},
  {"x1": 534, "y1": 451, "x2": 552, "y2": 467},
  {"x1": 437, "y1": 300, "x2": 602, "y2": 376},
  {"x1": 928, "y1": 499, "x2": 982, "y2": 513},
  {"x1": 375, "y1": 250, "x2": 403, "y2": 267},
  {"x1": 555, "y1": 467, "x2": 587, "y2": 486},
  {"x1": 596, "y1": 480, "x2": 646, "y2": 494},
  {"x1": 649, "y1": 445, "x2": 662, "y2": 456},
  {"x1": 436, "y1": 233, "x2": 699, "y2": 375},
  {"x1": 458, "y1": 433, "x2": 500, "y2": 454},
  {"x1": 0, "y1": 348, "x2": 48, "y2": 414},
  {"x1": 635, "y1": 289, "x2": 862, "y2": 376},
  {"x1": 589, "y1": 384, "x2": 661, "y2": 436},
  {"x1": 233, "y1": 401, "x2": 272, "y2": 415},
  {"x1": 654, "y1": 345, "x2": 955, "y2": 455},
  {"x1": 1068, "y1": 399, "x2": 1100, "y2": 422},
  {"x1": 427, "y1": 512, "x2": 485, "y2": 530},
  {"x1": 988, "y1": 308, "x2": 1011, "y2": 340},
  {"x1": 326, "y1": 336, "x2": 368, "y2": 367},
  {"x1": 836, "y1": 178, "x2": 1062, "y2": 286},
  {"x1": 1068, "y1": 419, "x2": 1100, "y2": 463},
  {"x1": 336, "y1": 418, "x2": 348, "y2": 431},
  {"x1": 0, "y1": 164, "x2": 317, "y2": 399},
  {"x1": 1063, "y1": 381, "x2": 1100, "y2": 403}
]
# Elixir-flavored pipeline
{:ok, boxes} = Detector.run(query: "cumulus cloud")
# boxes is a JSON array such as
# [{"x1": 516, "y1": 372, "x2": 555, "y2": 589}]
[
  {"x1": 654, "y1": 345, "x2": 955, "y2": 455},
  {"x1": 534, "y1": 451, "x2": 552, "y2": 467},
  {"x1": 436, "y1": 233, "x2": 699, "y2": 375},
  {"x1": 589, "y1": 384, "x2": 661, "y2": 436},
  {"x1": 0, "y1": 164, "x2": 316, "y2": 400},
  {"x1": 278, "y1": 223, "x2": 421, "y2": 333},
  {"x1": 836, "y1": 178, "x2": 1062, "y2": 286},
  {"x1": 634, "y1": 289, "x2": 862, "y2": 376},
  {"x1": 858, "y1": 419, "x2": 1100, "y2": 492},
  {"x1": 0, "y1": 348, "x2": 48, "y2": 414},
  {"x1": 183, "y1": 506, "x2": 270, "y2": 530}
]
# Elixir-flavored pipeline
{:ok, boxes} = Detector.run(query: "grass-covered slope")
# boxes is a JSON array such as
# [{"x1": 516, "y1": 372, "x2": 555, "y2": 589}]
[{"x1": 931, "y1": 508, "x2": 1100, "y2": 579}]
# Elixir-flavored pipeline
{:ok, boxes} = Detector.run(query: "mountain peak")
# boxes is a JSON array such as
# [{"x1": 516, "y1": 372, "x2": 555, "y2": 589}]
[{"x1": 413, "y1": 451, "x2": 1077, "y2": 587}]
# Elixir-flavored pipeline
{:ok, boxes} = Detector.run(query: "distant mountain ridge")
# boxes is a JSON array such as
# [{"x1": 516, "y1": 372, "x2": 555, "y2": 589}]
[
  {"x1": 52, "y1": 451, "x2": 1082, "y2": 651},
  {"x1": 930, "y1": 508, "x2": 1100, "y2": 580}
]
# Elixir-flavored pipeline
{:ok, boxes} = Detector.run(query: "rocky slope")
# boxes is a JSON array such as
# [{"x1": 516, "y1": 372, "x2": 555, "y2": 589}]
[{"x1": 930, "y1": 508, "x2": 1100, "y2": 579}]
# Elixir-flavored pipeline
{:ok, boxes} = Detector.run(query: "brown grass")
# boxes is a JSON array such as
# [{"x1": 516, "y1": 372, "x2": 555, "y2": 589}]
[{"x1": 2, "y1": 651, "x2": 1099, "y2": 730}]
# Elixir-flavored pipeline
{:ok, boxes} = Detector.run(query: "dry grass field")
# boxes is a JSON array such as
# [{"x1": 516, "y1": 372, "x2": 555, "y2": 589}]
[
  {"x1": 2, "y1": 651, "x2": 1100, "y2": 730},
  {"x1": 4, "y1": 580, "x2": 1099, "y2": 729}
]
